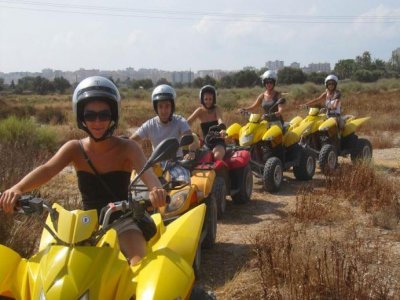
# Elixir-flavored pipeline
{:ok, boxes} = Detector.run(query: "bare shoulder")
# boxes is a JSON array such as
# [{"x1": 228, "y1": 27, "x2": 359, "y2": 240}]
[{"x1": 116, "y1": 136, "x2": 142, "y2": 153}]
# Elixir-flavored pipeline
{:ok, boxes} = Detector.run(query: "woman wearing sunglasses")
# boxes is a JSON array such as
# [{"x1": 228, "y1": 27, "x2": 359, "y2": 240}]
[
  {"x1": 238, "y1": 70, "x2": 285, "y2": 125},
  {"x1": 0, "y1": 76, "x2": 166, "y2": 265}
]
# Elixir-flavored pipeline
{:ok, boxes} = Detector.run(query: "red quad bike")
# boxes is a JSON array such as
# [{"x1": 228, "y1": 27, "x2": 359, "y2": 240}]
[{"x1": 185, "y1": 124, "x2": 253, "y2": 218}]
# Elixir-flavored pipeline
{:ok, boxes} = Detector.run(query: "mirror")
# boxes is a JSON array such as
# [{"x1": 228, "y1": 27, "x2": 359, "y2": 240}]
[{"x1": 179, "y1": 134, "x2": 194, "y2": 147}]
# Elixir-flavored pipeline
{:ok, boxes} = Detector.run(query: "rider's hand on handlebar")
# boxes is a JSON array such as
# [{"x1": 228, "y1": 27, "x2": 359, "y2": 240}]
[
  {"x1": 0, "y1": 188, "x2": 23, "y2": 213},
  {"x1": 149, "y1": 187, "x2": 167, "y2": 208}
]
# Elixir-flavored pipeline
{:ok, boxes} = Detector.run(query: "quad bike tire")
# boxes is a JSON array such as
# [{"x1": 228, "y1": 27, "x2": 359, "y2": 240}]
[
  {"x1": 263, "y1": 157, "x2": 283, "y2": 193},
  {"x1": 193, "y1": 244, "x2": 202, "y2": 279},
  {"x1": 202, "y1": 196, "x2": 218, "y2": 249},
  {"x1": 212, "y1": 176, "x2": 227, "y2": 219},
  {"x1": 293, "y1": 147, "x2": 316, "y2": 180},
  {"x1": 232, "y1": 165, "x2": 253, "y2": 204},
  {"x1": 319, "y1": 144, "x2": 338, "y2": 175},
  {"x1": 190, "y1": 287, "x2": 216, "y2": 300},
  {"x1": 351, "y1": 138, "x2": 373, "y2": 163}
]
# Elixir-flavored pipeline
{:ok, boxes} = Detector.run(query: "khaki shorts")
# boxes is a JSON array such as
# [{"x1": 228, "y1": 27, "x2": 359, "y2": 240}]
[{"x1": 112, "y1": 218, "x2": 142, "y2": 235}]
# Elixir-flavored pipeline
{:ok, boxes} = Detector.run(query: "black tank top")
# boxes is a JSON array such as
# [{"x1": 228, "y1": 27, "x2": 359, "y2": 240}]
[
  {"x1": 77, "y1": 170, "x2": 131, "y2": 216},
  {"x1": 261, "y1": 92, "x2": 283, "y2": 123},
  {"x1": 200, "y1": 120, "x2": 219, "y2": 138}
]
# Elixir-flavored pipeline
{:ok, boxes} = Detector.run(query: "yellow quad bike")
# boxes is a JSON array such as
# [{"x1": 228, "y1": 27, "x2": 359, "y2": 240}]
[
  {"x1": 227, "y1": 98, "x2": 316, "y2": 192},
  {"x1": 291, "y1": 107, "x2": 372, "y2": 174},
  {"x1": 0, "y1": 138, "x2": 211, "y2": 300},
  {"x1": 132, "y1": 135, "x2": 218, "y2": 275}
]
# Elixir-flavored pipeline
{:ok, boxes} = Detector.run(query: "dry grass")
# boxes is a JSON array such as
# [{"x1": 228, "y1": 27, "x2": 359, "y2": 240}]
[{"x1": 1, "y1": 83, "x2": 400, "y2": 298}]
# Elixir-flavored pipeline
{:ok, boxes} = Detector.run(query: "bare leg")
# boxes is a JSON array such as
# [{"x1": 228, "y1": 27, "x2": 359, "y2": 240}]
[
  {"x1": 213, "y1": 144, "x2": 226, "y2": 161},
  {"x1": 118, "y1": 229, "x2": 146, "y2": 265}
]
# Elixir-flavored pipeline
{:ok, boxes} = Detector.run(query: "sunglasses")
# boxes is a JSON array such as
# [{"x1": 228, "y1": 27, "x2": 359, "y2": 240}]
[{"x1": 83, "y1": 110, "x2": 112, "y2": 122}]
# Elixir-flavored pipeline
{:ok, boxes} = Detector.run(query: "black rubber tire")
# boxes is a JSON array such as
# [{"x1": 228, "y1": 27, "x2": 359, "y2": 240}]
[
  {"x1": 193, "y1": 244, "x2": 201, "y2": 279},
  {"x1": 190, "y1": 287, "x2": 216, "y2": 300},
  {"x1": 212, "y1": 176, "x2": 227, "y2": 219},
  {"x1": 319, "y1": 144, "x2": 338, "y2": 175},
  {"x1": 202, "y1": 196, "x2": 217, "y2": 249},
  {"x1": 232, "y1": 165, "x2": 253, "y2": 204},
  {"x1": 293, "y1": 148, "x2": 316, "y2": 180},
  {"x1": 351, "y1": 138, "x2": 373, "y2": 163},
  {"x1": 262, "y1": 157, "x2": 283, "y2": 193}
]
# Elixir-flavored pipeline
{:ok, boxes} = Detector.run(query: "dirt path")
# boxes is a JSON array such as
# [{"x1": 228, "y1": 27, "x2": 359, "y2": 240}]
[{"x1": 196, "y1": 148, "x2": 400, "y2": 299}]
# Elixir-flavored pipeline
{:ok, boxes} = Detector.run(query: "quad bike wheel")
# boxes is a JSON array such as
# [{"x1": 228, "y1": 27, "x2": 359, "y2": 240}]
[
  {"x1": 193, "y1": 244, "x2": 202, "y2": 279},
  {"x1": 293, "y1": 147, "x2": 316, "y2": 180},
  {"x1": 263, "y1": 157, "x2": 283, "y2": 193},
  {"x1": 351, "y1": 138, "x2": 373, "y2": 163},
  {"x1": 202, "y1": 196, "x2": 218, "y2": 249},
  {"x1": 232, "y1": 165, "x2": 253, "y2": 204},
  {"x1": 319, "y1": 144, "x2": 338, "y2": 174},
  {"x1": 212, "y1": 176, "x2": 227, "y2": 219}
]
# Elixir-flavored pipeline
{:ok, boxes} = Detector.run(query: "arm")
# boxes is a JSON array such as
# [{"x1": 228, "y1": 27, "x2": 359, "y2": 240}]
[
  {"x1": 215, "y1": 106, "x2": 224, "y2": 124},
  {"x1": 305, "y1": 91, "x2": 326, "y2": 106},
  {"x1": 0, "y1": 140, "x2": 75, "y2": 212},
  {"x1": 186, "y1": 108, "x2": 201, "y2": 125},
  {"x1": 129, "y1": 140, "x2": 166, "y2": 208},
  {"x1": 241, "y1": 93, "x2": 263, "y2": 113}
]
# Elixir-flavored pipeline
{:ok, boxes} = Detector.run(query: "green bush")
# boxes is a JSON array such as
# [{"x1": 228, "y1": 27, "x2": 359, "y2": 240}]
[{"x1": 0, "y1": 116, "x2": 58, "y2": 152}]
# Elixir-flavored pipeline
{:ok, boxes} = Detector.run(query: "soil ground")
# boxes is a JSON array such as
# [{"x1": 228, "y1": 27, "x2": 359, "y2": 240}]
[{"x1": 196, "y1": 148, "x2": 400, "y2": 299}]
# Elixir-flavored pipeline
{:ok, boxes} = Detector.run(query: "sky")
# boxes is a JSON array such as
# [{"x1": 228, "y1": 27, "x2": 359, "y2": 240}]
[{"x1": 0, "y1": 0, "x2": 400, "y2": 73}]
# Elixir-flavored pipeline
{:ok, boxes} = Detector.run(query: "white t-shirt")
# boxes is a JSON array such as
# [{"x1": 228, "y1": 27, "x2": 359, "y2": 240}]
[{"x1": 135, "y1": 114, "x2": 190, "y2": 157}]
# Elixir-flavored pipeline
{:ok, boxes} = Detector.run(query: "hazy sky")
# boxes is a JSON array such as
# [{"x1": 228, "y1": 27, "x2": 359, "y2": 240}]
[{"x1": 1, "y1": 0, "x2": 399, "y2": 73}]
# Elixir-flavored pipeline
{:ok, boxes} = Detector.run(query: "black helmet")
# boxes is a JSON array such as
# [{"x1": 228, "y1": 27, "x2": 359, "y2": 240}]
[
  {"x1": 199, "y1": 85, "x2": 216, "y2": 109},
  {"x1": 72, "y1": 76, "x2": 120, "y2": 141}
]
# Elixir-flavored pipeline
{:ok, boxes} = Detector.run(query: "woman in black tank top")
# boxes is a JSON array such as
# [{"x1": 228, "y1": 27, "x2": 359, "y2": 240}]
[
  {"x1": 0, "y1": 76, "x2": 166, "y2": 266},
  {"x1": 187, "y1": 85, "x2": 226, "y2": 160}
]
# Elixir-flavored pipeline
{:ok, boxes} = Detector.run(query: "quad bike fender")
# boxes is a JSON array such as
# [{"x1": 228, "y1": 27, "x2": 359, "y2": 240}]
[
  {"x1": 288, "y1": 116, "x2": 303, "y2": 130},
  {"x1": 151, "y1": 204, "x2": 206, "y2": 268},
  {"x1": 342, "y1": 116, "x2": 370, "y2": 137},
  {"x1": 262, "y1": 124, "x2": 283, "y2": 147},
  {"x1": 39, "y1": 203, "x2": 98, "y2": 250},
  {"x1": 318, "y1": 117, "x2": 338, "y2": 138},
  {"x1": 0, "y1": 245, "x2": 27, "y2": 298},
  {"x1": 224, "y1": 150, "x2": 251, "y2": 169},
  {"x1": 284, "y1": 121, "x2": 312, "y2": 147},
  {"x1": 239, "y1": 122, "x2": 268, "y2": 146},
  {"x1": 28, "y1": 245, "x2": 134, "y2": 300},
  {"x1": 226, "y1": 123, "x2": 242, "y2": 140},
  {"x1": 131, "y1": 249, "x2": 194, "y2": 300},
  {"x1": 191, "y1": 169, "x2": 216, "y2": 197}
]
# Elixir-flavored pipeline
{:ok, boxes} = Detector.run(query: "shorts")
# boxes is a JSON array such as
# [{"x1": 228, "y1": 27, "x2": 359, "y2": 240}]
[
  {"x1": 112, "y1": 218, "x2": 141, "y2": 235},
  {"x1": 204, "y1": 133, "x2": 226, "y2": 150}
]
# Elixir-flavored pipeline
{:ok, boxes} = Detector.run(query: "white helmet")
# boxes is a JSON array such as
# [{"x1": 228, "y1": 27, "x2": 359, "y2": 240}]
[
  {"x1": 324, "y1": 74, "x2": 339, "y2": 87},
  {"x1": 151, "y1": 84, "x2": 176, "y2": 119},
  {"x1": 72, "y1": 76, "x2": 120, "y2": 140},
  {"x1": 260, "y1": 70, "x2": 277, "y2": 85}
]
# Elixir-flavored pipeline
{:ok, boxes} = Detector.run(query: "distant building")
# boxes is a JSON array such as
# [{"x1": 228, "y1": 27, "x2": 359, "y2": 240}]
[
  {"x1": 303, "y1": 63, "x2": 331, "y2": 73},
  {"x1": 265, "y1": 60, "x2": 284, "y2": 71},
  {"x1": 171, "y1": 71, "x2": 194, "y2": 84},
  {"x1": 196, "y1": 70, "x2": 228, "y2": 80},
  {"x1": 290, "y1": 62, "x2": 300, "y2": 69}
]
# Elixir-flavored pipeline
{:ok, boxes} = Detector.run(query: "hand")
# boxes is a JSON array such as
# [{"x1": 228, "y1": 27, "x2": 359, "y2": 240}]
[
  {"x1": 149, "y1": 187, "x2": 167, "y2": 208},
  {"x1": 274, "y1": 112, "x2": 281, "y2": 117},
  {"x1": 0, "y1": 188, "x2": 22, "y2": 213},
  {"x1": 220, "y1": 130, "x2": 227, "y2": 138},
  {"x1": 184, "y1": 151, "x2": 196, "y2": 160}
]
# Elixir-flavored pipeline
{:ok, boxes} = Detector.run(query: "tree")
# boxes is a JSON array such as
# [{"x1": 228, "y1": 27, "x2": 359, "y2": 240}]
[
  {"x1": 355, "y1": 51, "x2": 372, "y2": 70},
  {"x1": 352, "y1": 69, "x2": 379, "y2": 82},
  {"x1": 192, "y1": 77, "x2": 204, "y2": 88},
  {"x1": 306, "y1": 72, "x2": 327, "y2": 84},
  {"x1": 155, "y1": 78, "x2": 171, "y2": 86},
  {"x1": 334, "y1": 59, "x2": 357, "y2": 80},
  {"x1": 278, "y1": 67, "x2": 306, "y2": 84},
  {"x1": 33, "y1": 76, "x2": 54, "y2": 95},
  {"x1": 0, "y1": 78, "x2": 4, "y2": 91},
  {"x1": 132, "y1": 79, "x2": 153, "y2": 89},
  {"x1": 53, "y1": 76, "x2": 71, "y2": 94},
  {"x1": 233, "y1": 69, "x2": 259, "y2": 87},
  {"x1": 219, "y1": 75, "x2": 234, "y2": 88}
]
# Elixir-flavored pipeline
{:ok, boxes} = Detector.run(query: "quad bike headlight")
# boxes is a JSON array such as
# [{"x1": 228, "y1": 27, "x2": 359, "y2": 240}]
[
  {"x1": 166, "y1": 190, "x2": 188, "y2": 213},
  {"x1": 239, "y1": 134, "x2": 254, "y2": 146}
]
